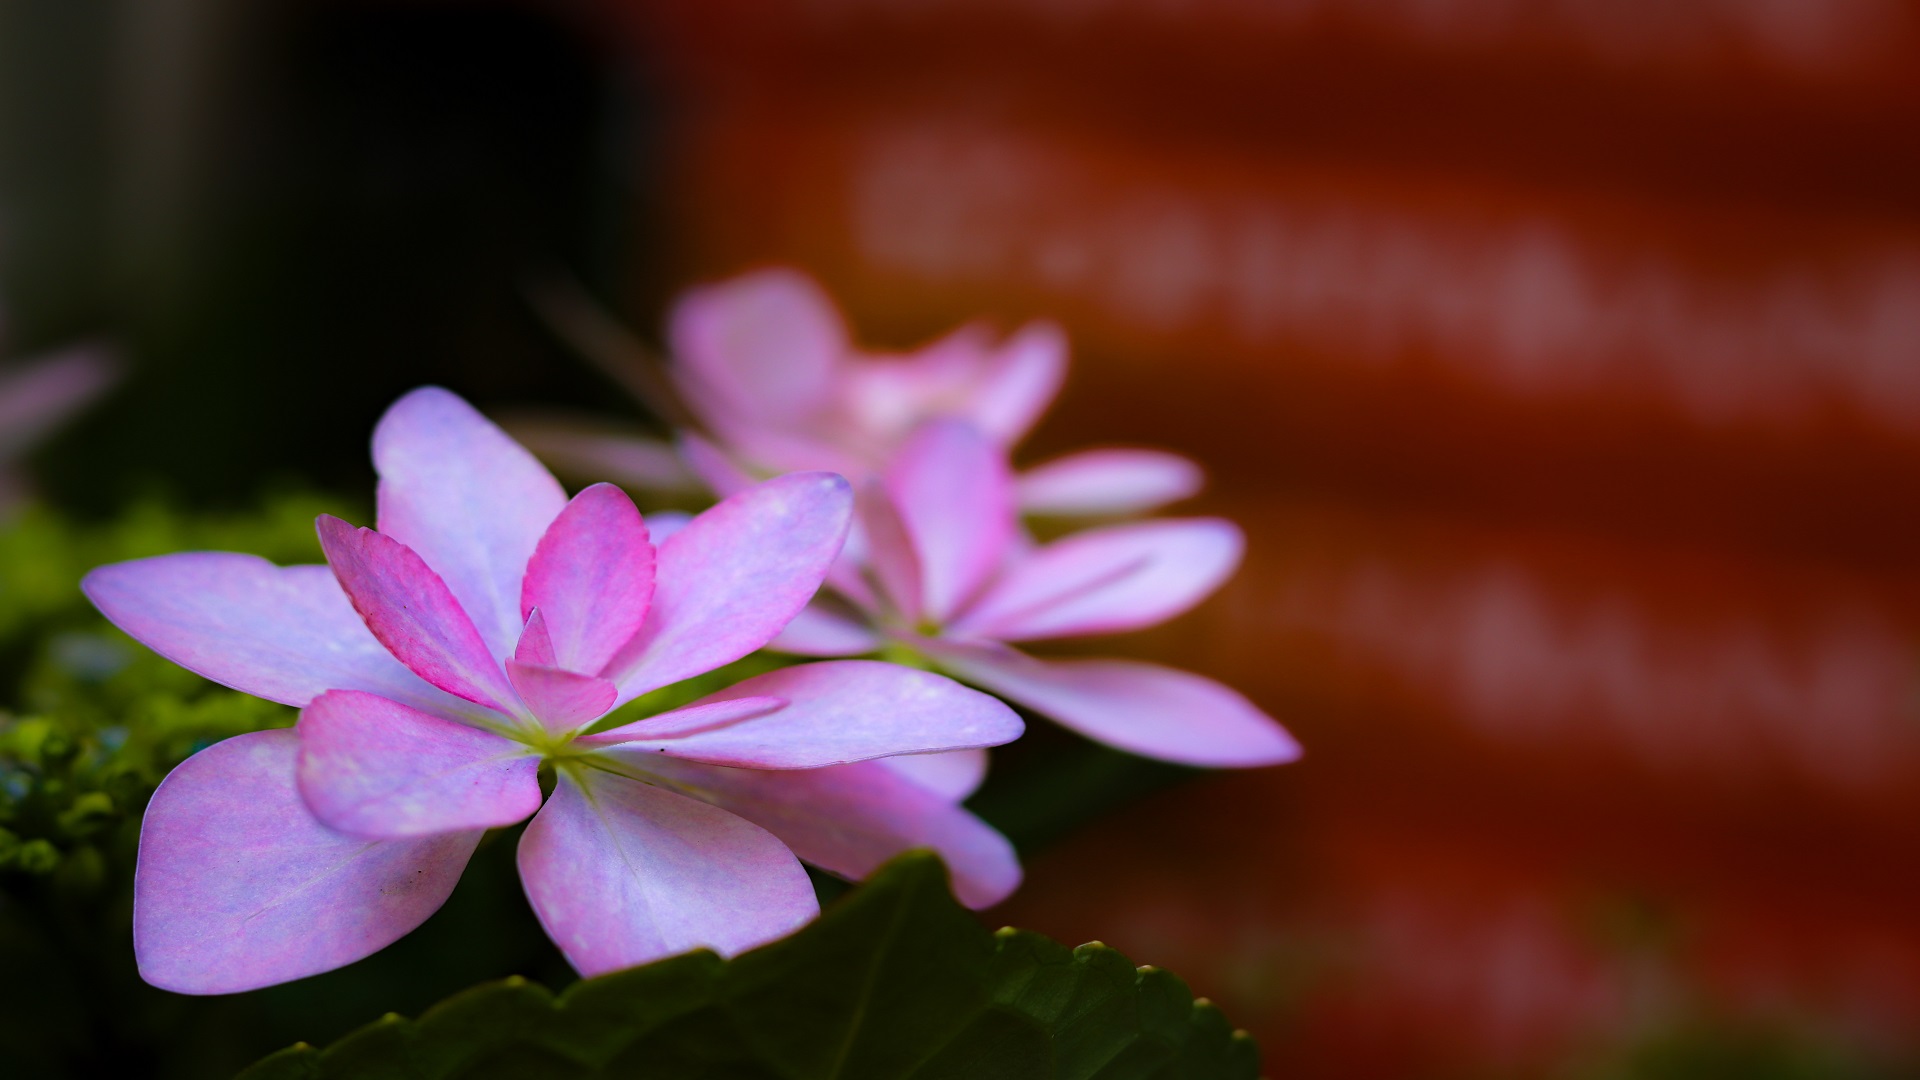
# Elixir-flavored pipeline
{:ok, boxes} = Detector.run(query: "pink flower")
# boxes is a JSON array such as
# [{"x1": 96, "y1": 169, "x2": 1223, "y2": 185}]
[
  {"x1": 0, "y1": 306, "x2": 118, "y2": 514},
  {"x1": 518, "y1": 268, "x2": 1204, "y2": 517},
  {"x1": 83, "y1": 388, "x2": 1023, "y2": 995},
  {"x1": 772, "y1": 419, "x2": 1300, "y2": 771}
]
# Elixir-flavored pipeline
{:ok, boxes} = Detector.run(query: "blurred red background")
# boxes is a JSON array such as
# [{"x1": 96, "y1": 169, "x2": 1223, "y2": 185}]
[{"x1": 595, "y1": 2, "x2": 1920, "y2": 1075}]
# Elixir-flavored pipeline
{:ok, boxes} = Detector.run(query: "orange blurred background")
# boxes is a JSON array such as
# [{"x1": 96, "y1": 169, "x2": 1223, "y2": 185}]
[{"x1": 602, "y1": 3, "x2": 1920, "y2": 1075}]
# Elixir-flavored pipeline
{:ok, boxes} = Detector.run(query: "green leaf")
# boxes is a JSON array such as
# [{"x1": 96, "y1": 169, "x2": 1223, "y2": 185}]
[{"x1": 237, "y1": 853, "x2": 1259, "y2": 1080}]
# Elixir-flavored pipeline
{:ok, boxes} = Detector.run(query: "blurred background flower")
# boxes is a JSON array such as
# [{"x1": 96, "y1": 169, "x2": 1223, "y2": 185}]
[{"x1": 4, "y1": 0, "x2": 1920, "y2": 1077}]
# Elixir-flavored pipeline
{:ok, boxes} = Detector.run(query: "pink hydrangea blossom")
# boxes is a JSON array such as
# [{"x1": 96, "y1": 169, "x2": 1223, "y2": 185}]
[
  {"x1": 83, "y1": 388, "x2": 1022, "y2": 995},
  {"x1": 517, "y1": 268, "x2": 1203, "y2": 517},
  {"x1": 771, "y1": 419, "x2": 1300, "y2": 772}
]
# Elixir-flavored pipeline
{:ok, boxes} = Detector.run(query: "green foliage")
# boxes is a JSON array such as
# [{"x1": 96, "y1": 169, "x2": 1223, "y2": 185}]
[
  {"x1": 0, "y1": 494, "x2": 341, "y2": 643},
  {"x1": 0, "y1": 495, "x2": 338, "y2": 885},
  {"x1": 239, "y1": 852, "x2": 1261, "y2": 1080}
]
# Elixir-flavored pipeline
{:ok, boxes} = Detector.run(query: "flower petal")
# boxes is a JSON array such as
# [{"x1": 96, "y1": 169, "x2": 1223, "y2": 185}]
[
  {"x1": 634, "y1": 755, "x2": 1020, "y2": 909},
  {"x1": 518, "y1": 767, "x2": 817, "y2": 976},
  {"x1": 669, "y1": 268, "x2": 844, "y2": 434},
  {"x1": 604, "y1": 472, "x2": 853, "y2": 702},
  {"x1": 879, "y1": 748, "x2": 989, "y2": 802},
  {"x1": 839, "y1": 324, "x2": 992, "y2": 446},
  {"x1": 577, "y1": 696, "x2": 786, "y2": 745},
  {"x1": 83, "y1": 554, "x2": 449, "y2": 713},
  {"x1": 677, "y1": 433, "x2": 761, "y2": 498},
  {"x1": 500, "y1": 420, "x2": 701, "y2": 492},
  {"x1": 883, "y1": 419, "x2": 1016, "y2": 623},
  {"x1": 0, "y1": 345, "x2": 118, "y2": 459},
  {"x1": 963, "y1": 321, "x2": 1066, "y2": 445},
  {"x1": 925, "y1": 642, "x2": 1300, "y2": 768},
  {"x1": 134, "y1": 730, "x2": 480, "y2": 995},
  {"x1": 604, "y1": 660, "x2": 1022, "y2": 769},
  {"x1": 317, "y1": 515, "x2": 518, "y2": 714},
  {"x1": 514, "y1": 608, "x2": 558, "y2": 668},
  {"x1": 521, "y1": 483, "x2": 656, "y2": 676},
  {"x1": 854, "y1": 480, "x2": 922, "y2": 622},
  {"x1": 642, "y1": 510, "x2": 694, "y2": 546},
  {"x1": 505, "y1": 660, "x2": 619, "y2": 735},
  {"x1": 297, "y1": 690, "x2": 541, "y2": 838},
  {"x1": 1015, "y1": 448, "x2": 1203, "y2": 517},
  {"x1": 766, "y1": 600, "x2": 879, "y2": 657},
  {"x1": 373, "y1": 387, "x2": 567, "y2": 658},
  {"x1": 951, "y1": 518, "x2": 1242, "y2": 642}
]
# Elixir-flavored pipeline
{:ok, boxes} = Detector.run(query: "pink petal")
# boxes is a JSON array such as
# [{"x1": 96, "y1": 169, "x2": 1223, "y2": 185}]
[
  {"x1": 297, "y1": 690, "x2": 541, "y2": 838},
  {"x1": 318, "y1": 515, "x2": 518, "y2": 714},
  {"x1": 951, "y1": 518, "x2": 1243, "y2": 642},
  {"x1": 677, "y1": 432, "x2": 760, "y2": 499},
  {"x1": 577, "y1": 696, "x2": 786, "y2": 745},
  {"x1": 1015, "y1": 449, "x2": 1204, "y2": 517},
  {"x1": 521, "y1": 483, "x2": 656, "y2": 676},
  {"x1": 518, "y1": 767, "x2": 817, "y2": 976},
  {"x1": 505, "y1": 660, "x2": 619, "y2": 735},
  {"x1": 0, "y1": 345, "x2": 119, "y2": 458},
  {"x1": 925, "y1": 642, "x2": 1300, "y2": 768},
  {"x1": 962, "y1": 321, "x2": 1067, "y2": 445},
  {"x1": 821, "y1": 524, "x2": 881, "y2": 612},
  {"x1": 134, "y1": 730, "x2": 480, "y2": 995},
  {"x1": 839, "y1": 324, "x2": 993, "y2": 445},
  {"x1": 598, "y1": 660, "x2": 1022, "y2": 769},
  {"x1": 603, "y1": 472, "x2": 853, "y2": 702},
  {"x1": 514, "y1": 609, "x2": 558, "y2": 667},
  {"x1": 500, "y1": 420, "x2": 701, "y2": 492},
  {"x1": 883, "y1": 419, "x2": 1016, "y2": 623},
  {"x1": 668, "y1": 268, "x2": 844, "y2": 434},
  {"x1": 725, "y1": 426, "x2": 870, "y2": 482},
  {"x1": 83, "y1": 554, "x2": 451, "y2": 713},
  {"x1": 634, "y1": 754, "x2": 1020, "y2": 908},
  {"x1": 855, "y1": 480, "x2": 922, "y2": 622},
  {"x1": 642, "y1": 510, "x2": 693, "y2": 546},
  {"x1": 880, "y1": 748, "x2": 989, "y2": 801},
  {"x1": 766, "y1": 600, "x2": 879, "y2": 657},
  {"x1": 373, "y1": 387, "x2": 568, "y2": 659}
]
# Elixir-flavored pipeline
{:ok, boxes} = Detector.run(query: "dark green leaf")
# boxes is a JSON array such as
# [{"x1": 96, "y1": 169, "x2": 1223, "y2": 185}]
[{"x1": 238, "y1": 853, "x2": 1260, "y2": 1080}]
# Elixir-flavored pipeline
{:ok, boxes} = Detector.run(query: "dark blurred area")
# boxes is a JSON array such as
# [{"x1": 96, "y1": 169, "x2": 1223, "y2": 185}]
[
  {"x1": 6, "y1": 0, "x2": 1920, "y2": 1077},
  {"x1": 1, "y1": 0, "x2": 649, "y2": 512}
]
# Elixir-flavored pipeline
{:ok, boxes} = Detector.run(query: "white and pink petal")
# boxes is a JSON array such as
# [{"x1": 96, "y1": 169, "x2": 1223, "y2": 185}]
[
  {"x1": 604, "y1": 472, "x2": 852, "y2": 702},
  {"x1": 517, "y1": 767, "x2": 817, "y2": 976},
  {"x1": 636, "y1": 754, "x2": 1019, "y2": 909},
  {"x1": 668, "y1": 269, "x2": 844, "y2": 433},
  {"x1": 373, "y1": 387, "x2": 568, "y2": 658},
  {"x1": 505, "y1": 661, "x2": 621, "y2": 735},
  {"x1": 297, "y1": 691, "x2": 541, "y2": 838},
  {"x1": 1015, "y1": 448, "x2": 1203, "y2": 517},
  {"x1": 520, "y1": 483, "x2": 656, "y2": 676},
  {"x1": 952, "y1": 518, "x2": 1242, "y2": 642},
  {"x1": 317, "y1": 516, "x2": 519, "y2": 714},
  {"x1": 82, "y1": 554, "x2": 452, "y2": 715},
  {"x1": 961, "y1": 321, "x2": 1067, "y2": 446},
  {"x1": 134, "y1": 730, "x2": 480, "y2": 995},
  {"x1": 599, "y1": 660, "x2": 1021, "y2": 770},
  {"x1": 879, "y1": 748, "x2": 990, "y2": 802},
  {"x1": 765, "y1": 600, "x2": 880, "y2": 658},
  {"x1": 882, "y1": 419, "x2": 1016, "y2": 623},
  {"x1": 926, "y1": 641, "x2": 1300, "y2": 768}
]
